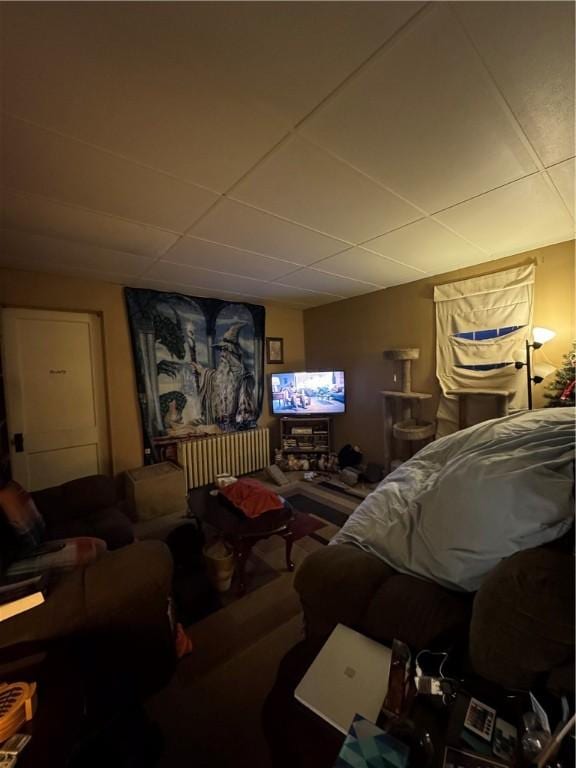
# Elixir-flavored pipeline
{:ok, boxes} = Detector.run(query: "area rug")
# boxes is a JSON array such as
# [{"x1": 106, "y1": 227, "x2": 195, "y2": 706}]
[
  {"x1": 318, "y1": 480, "x2": 371, "y2": 499},
  {"x1": 287, "y1": 493, "x2": 349, "y2": 528},
  {"x1": 176, "y1": 489, "x2": 347, "y2": 625}
]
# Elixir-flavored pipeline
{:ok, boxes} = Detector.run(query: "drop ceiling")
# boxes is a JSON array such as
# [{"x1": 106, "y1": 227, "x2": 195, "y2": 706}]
[{"x1": 1, "y1": 1, "x2": 574, "y2": 309}]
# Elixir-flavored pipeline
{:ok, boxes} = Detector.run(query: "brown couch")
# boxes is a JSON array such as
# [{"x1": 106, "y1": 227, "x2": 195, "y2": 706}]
[
  {"x1": 294, "y1": 533, "x2": 574, "y2": 694},
  {"x1": 32, "y1": 474, "x2": 135, "y2": 549},
  {"x1": 0, "y1": 475, "x2": 176, "y2": 699}
]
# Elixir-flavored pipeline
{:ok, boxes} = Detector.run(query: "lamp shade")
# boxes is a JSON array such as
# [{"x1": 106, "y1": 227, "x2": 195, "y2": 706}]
[{"x1": 532, "y1": 327, "x2": 556, "y2": 345}]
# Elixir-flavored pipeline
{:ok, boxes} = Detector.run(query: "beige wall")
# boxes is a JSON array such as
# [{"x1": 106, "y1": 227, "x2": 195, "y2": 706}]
[
  {"x1": 304, "y1": 240, "x2": 575, "y2": 464},
  {"x1": 0, "y1": 268, "x2": 305, "y2": 474}
]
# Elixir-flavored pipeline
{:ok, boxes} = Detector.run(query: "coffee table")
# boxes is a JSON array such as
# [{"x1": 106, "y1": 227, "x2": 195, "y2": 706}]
[{"x1": 187, "y1": 488, "x2": 296, "y2": 595}]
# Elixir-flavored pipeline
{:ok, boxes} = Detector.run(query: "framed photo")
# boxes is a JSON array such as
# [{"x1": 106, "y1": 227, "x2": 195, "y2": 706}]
[{"x1": 266, "y1": 337, "x2": 284, "y2": 364}]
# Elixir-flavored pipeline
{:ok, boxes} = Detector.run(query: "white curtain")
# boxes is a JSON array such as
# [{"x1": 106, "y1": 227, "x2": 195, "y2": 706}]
[{"x1": 435, "y1": 265, "x2": 535, "y2": 436}]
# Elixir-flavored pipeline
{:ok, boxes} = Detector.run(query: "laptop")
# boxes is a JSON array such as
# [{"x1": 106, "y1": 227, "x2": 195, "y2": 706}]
[{"x1": 294, "y1": 623, "x2": 392, "y2": 734}]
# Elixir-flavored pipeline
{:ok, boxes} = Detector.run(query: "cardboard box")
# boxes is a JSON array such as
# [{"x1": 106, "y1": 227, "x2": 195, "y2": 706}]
[{"x1": 125, "y1": 461, "x2": 186, "y2": 521}]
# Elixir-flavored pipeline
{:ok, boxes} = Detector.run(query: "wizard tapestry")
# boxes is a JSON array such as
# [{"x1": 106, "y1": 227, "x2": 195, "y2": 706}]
[{"x1": 125, "y1": 288, "x2": 265, "y2": 462}]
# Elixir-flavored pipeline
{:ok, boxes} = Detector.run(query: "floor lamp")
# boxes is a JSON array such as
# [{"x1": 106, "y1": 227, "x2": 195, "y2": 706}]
[{"x1": 515, "y1": 327, "x2": 556, "y2": 409}]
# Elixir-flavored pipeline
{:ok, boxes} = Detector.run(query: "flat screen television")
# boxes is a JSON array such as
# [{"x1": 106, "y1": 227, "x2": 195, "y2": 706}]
[{"x1": 270, "y1": 370, "x2": 346, "y2": 415}]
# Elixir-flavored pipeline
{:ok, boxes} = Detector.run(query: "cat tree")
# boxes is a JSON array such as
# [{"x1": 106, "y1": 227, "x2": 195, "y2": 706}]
[{"x1": 380, "y1": 348, "x2": 434, "y2": 474}]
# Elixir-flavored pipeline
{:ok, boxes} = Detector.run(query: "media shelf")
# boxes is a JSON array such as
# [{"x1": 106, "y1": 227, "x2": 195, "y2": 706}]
[{"x1": 279, "y1": 417, "x2": 332, "y2": 457}]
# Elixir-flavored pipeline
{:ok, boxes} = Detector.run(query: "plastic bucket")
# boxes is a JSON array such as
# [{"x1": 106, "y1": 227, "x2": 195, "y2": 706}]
[{"x1": 203, "y1": 539, "x2": 235, "y2": 592}]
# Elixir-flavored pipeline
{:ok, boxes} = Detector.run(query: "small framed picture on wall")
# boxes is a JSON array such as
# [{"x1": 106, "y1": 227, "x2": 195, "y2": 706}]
[{"x1": 266, "y1": 337, "x2": 284, "y2": 364}]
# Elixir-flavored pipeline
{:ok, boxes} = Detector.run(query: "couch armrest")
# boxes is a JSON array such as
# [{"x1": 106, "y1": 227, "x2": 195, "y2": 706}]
[
  {"x1": 0, "y1": 541, "x2": 175, "y2": 698},
  {"x1": 294, "y1": 543, "x2": 395, "y2": 640},
  {"x1": 470, "y1": 545, "x2": 575, "y2": 692}
]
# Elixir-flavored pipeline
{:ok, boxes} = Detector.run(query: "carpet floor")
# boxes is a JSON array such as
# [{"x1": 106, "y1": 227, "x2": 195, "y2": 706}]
[
  {"x1": 146, "y1": 481, "x2": 360, "y2": 767},
  {"x1": 147, "y1": 613, "x2": 305, "y2": 768}
]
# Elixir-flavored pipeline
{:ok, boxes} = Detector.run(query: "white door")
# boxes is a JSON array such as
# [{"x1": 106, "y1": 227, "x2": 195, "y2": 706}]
[{"x1": 1, "y1": 308, "x2": 110, "y2": 490}]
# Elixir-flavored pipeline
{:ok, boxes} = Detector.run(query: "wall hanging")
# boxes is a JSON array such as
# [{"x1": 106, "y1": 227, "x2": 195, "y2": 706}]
[{"x1": 125, "y1": 288, "x2": 265, "y2": 463}]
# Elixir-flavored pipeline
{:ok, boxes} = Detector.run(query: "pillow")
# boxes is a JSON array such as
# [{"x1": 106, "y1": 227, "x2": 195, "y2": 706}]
[
  {"x1": 0, "y1": 481, "x2": 46, "y2": 554},
  {"x1": 219, "y1": 478, "x2": 284, "y2": 518},
  {"x1": 6, "y1": 536, "x2": 107, "y2": 578}
]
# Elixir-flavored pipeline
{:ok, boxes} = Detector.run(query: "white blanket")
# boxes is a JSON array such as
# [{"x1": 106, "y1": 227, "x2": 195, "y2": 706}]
[{"x1": 331, "y1": 408, "x2": 575, "y2": 591}]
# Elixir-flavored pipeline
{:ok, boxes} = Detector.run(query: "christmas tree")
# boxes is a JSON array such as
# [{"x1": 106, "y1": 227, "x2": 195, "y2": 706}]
[{"x1": 544, "y1": 342, "x2": 576, "y2": 407}]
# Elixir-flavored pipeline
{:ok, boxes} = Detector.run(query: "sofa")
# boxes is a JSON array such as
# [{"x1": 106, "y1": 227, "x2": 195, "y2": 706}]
[
  {"x1": 32, "y1": 474, "x2": 135, "y2": 549},
  {"x1": 294, "y1": 531, "x2": 575, "y2": 695},
  {"x1": 0, "y1": 475, "x2": 176, "y2": 700}
]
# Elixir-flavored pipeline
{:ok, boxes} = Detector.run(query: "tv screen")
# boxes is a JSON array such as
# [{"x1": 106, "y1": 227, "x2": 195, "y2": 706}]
[{"x1": 270, "y1": 371, "x2": 346, "y2": 415}]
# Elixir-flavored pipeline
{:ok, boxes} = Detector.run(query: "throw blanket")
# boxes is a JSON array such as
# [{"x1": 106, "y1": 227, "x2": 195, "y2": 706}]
[
  {"x1": 331, "y1": 408, "x2": 575, "y2": 592},
  {"x1": 219, "y1": 478, "x2": 284, "y2": 518}
]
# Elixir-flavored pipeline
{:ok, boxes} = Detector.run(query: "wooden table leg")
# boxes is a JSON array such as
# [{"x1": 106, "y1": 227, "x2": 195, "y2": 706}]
[
  {"x1": 283, "y1": 529, "x2": 295, "y2": 572},
  {"x1": 235, "y1": 538, "x2": 253, "y2": 597}
]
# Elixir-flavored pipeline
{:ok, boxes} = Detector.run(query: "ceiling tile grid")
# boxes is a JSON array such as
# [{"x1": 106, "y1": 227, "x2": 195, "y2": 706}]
[
  {"x1": 161, "y1": 235, "x2": 301, "y2": 282},
  {"x1": 297, "y1": 3, "x2": 539, "y2": 212},
  {"x1": 0, "y1": 228, "x2": 155, "y2": 277},
  {"x1": 1, "y1": 188, "x2": 180, "y2": 259},
  {"x1": 546, "y1": 159, "x2": 576, "y2": 217},
  {"x1": 2, "y1": 116, "x2": 220, "y2": 233},
  {"x1": 363, "y1": 218, "x2": 489, "y2": 273},
  {"x1": 229, "y1": 135, "x2": 423, "y2": 242},
  {"x1": 435, "y1": 172, "x2": 575, "y2": 257},
  {"x1": 1, "y1": 2, "x2": 573, "y2": 307},
  {"x1": 308, "y1": 246, "x2": 426, "y2": 287},
  {"x1": 452, "y1": 1, "x2": 575, "y2": 169},
  {"x1": 1, "y1": 2, "x2": 425, "y2": 191},
  {"x1": 187, "y1": 198, "x2": 350, "y2": 266}
]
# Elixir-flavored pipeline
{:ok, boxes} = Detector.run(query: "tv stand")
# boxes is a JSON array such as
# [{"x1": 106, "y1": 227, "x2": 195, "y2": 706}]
[{"x1": 278, "y1": 417, "x2": 333, "y2": 469}]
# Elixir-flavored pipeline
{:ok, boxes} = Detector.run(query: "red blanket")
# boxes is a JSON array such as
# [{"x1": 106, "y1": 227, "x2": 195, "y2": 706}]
[{"x1": 219, "y1": 478, "x2": 284, "y2": 518}]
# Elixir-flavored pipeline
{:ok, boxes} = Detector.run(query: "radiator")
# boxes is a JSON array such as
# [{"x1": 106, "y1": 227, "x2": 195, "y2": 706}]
[{"x1": 176, "y1": 428, "x2": 270, "y2": 490}]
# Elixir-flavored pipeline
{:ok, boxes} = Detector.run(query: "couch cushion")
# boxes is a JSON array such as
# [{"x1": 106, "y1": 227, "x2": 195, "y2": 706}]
[
  {"x1": 360, "y1": 573, "x2": 473, "y2": 649},
  {"x1": 33, "y1": 475, "x2": 119, "y2": 526},
  {"x1": 46, "y1": 507, "x2": 134, "y2": 550},
  {"x1": 470, "y1": 545, "x2": 575, "y2": 691},
  {"x1": 294, "y1": 543, "x2": 396, "y2": 640},
  {"x1": 0, "y1": 481, "x2": 46, "y2": 553},
  {"x1": 61, "y1": 475, "x2": 118, "y2": 516}
]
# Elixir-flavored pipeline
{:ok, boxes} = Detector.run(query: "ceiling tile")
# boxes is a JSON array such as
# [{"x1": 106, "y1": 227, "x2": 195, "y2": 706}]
[
  {"x1": 299, "y1": 4, "x2": 537, "y2": 213},
  {"x1": 435, "y1": 174, "x2": 575, "y2": 256},
  {"x1": 231, "y1": 136, "x2": 421, "y2": 242},
  {"x1": 164, "y1": 236, "x2": 297, "y2": 281},
  {"x1": 2, "y1": 116, "x2": 218, "y2": 232},
  {"x1": 278, "y1": 267, "x2": 380, "y2": 298},
  {"x1": 547, "y1": 159, "x2": 575, "y2": 215},
  {"x1": 313, "y1": 247, "x2": 424, "y2": 286},
  {"x1": 365, "y1": 219, "x2": 487, "y2": 272},
  {"x1": 454, "y1": 1, "x2": 575, "y2": 168},
  {"x1": 0, "y1": 254, "x2": 136, "y2": 286},
  {"x1": 135, "y1": 278, "x2": 250, "y2": 303},
  {"x1": 144, "y1": 260, "x2": 274, "y2": 297},
  {"x1": 188, "y1": 199, "x2": 348, "y2": 265},
  {"x1": 236, "y1": 281, "x2": 340, "y2": 306},
  {"x1": 143, "y1": 261, "x2": 341, "y2": 307},
  {"x1": 1, "y1": 189, "x2": 178, "y2": 258},
  {"x1": 135, "y1": 278, "x2": 327, "y2": 310},
  {"x1": 2, "y1": 2, "x2": 422, "y2": 191},
  {"x1": 0, "y1": 229, "x2": 154, "y2": 276}
]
